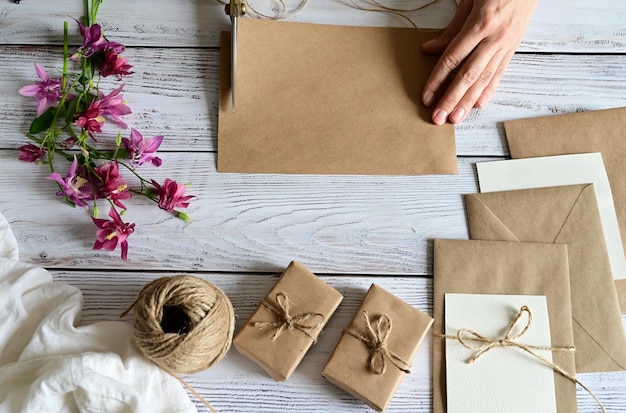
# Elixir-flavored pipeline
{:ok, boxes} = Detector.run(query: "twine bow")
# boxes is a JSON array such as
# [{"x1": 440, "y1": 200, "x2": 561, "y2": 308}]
[
  {"x1": 443, "y1": 306, "x2": 607, "y2": 413},
  {"x1": 345, "y1": 311, "x2": 411, "y2": 375},
  {"x1": 252, "y1": 292, "x2": 324, "y2": 343}
]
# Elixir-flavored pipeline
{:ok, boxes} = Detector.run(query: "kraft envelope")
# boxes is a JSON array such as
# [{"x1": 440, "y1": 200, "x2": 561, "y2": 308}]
[
  {"x1": 432, "y1": 239, "x2": 577, "y2": 413},
  {"x1": 466, "y1": 185, "x2": 626, "y2": 373},
  {"x1": 505, "y1": 107, "x2": 626, "y2": 310},
  {"x1": 218, "y1": 19, "x2": 457, "y2": 175},
  {"x1": 476, "y1": 153, "x2": 626, "y2": 313}
]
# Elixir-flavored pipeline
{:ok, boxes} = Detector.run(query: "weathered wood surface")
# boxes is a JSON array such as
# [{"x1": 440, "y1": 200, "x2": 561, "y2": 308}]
[
  {"x1": 0, "y1": 150, "x2": 476, "y2": 273},
  {"x1": 2, "y1": 47, "x2": 626, "y2": 157},
  {"x1": 1, "y1": 0, "x2": 626, "y2": 51},
  {"x1": 54, "y1": 270, "x2": 626, "y2": 413},
  {"x1": 1, "y1": 0, "x2": 625, "y2": 411}
]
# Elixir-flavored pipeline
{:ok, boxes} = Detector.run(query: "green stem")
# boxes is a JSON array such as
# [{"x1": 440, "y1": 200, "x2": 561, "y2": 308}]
[
  {"x1": 83, "y1": 0, "x2": 90, "y2": 26},
  {"x1": 62, "y1": 22, "x2": 68, "y2": 89}
]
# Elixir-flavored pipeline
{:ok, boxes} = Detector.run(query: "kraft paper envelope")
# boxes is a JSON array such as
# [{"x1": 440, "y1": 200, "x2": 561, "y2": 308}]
[
  {"x1": 433, "y1": 239, "x2": 577, "y2": 413},
  {"x1": 466, "y1": 185, "x2": 626, "y2": 373},
  {"x1": 505, "y1": 107, "x2": 626, "y2": 310},
  {"x1": 218, "y1": 19, "x2": 457, "y2": 175},
  {"x1": 476, "y1": 153, "x2": 626, "y2": 313}
]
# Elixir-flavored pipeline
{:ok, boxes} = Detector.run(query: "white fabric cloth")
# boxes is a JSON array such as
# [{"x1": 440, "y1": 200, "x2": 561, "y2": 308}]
[{"x1": 0, "y1": 212, "x2": 196, "y2": 413}]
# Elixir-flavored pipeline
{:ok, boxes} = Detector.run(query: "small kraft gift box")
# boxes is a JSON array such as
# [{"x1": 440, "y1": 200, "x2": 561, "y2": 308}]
[
  {"x1": 233, "y1": 261, "x2": 343, "y2": 381},
  {"x1": 322, "y1": 284, "x2": 433, "y2": 412}
]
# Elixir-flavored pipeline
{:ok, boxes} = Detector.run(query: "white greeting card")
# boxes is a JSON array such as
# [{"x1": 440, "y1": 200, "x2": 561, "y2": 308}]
[
  {"x1": 476, "y1": 153, "x2": 626, "y2": 281},
  {"x1": 444, "y1": 293, "x2": 557, "y2": 413}
]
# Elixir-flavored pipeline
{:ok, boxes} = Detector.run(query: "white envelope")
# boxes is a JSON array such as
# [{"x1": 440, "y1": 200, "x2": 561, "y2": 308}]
[{"x1": 476, "y1": 153, "x2": 626, "y2": 283}]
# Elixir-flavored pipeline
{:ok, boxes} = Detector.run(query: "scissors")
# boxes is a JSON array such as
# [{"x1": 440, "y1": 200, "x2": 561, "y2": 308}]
[{"x1": 225, "y1": 0, "x2": 245, "y2": 112}]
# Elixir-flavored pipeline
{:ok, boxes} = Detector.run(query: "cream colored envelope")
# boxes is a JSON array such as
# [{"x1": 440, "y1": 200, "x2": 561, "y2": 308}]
[
  {"x1": 504, "y1": 107, "x2": 626, "y2": 310},
  {"x1": 465, "y1": 184, "x2": 626, "y2": 373},
  {"x1": 433, "y1": 239, "x2": 576, "y2": 413}
]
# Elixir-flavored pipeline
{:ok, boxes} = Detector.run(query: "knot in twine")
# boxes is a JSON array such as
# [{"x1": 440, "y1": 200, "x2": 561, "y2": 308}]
[
  {"x1": 442, "y1": 306, "x2": 606, "y2": 413},
  {"x1": 121, "y1": 275, "x2": 235, "y2": 413},
  {"x1": 252, "y1": 292, "x2": 324, "y2": 343},
  {"x1": 345, "y1": 311, "x2": 411, "y2": 375}
]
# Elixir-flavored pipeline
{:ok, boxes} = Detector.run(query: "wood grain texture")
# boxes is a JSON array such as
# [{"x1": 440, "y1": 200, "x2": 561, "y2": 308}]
[
  {"x1": 0, "y1": 150, "x2": 478, "y2": 273},
  {"x1": 3, "y1": 47, "x2": 626, "y2": 157},
  {"x1": 51, "y1": 270, "x2": 626, "y2": 413},
  {"x1": 1, "y1": 0, "x2": 625, "y2": 51},
  {"x1": 2, "y1": 0, "x2": 626, "y2": 410}
]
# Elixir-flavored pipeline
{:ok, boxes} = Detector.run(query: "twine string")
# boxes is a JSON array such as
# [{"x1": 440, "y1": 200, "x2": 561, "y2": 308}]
[
  {"x1": 350, "y1": 0, "x2": 443, "y2": 30},
  {"x1": 252, "y1": 292, "x2": 325, "y2": 342},
  {"x1": 217, "y1": 0, "x2": 308, "y2": 20},
  {"x1": 442, "y1": 306, "x2": 607, "y2": 413},
  {"x1": 345, "y1": 311, "x2": 411, "y2": 375},
  {"x1": 120, "y1": 275, "x2": 235, "y2": 413}
]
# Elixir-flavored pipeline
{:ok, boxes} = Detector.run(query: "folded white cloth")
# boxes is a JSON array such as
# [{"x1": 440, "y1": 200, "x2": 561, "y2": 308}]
[{"x1": 0, "y1": 212, "x2": 196, "y2": 413}]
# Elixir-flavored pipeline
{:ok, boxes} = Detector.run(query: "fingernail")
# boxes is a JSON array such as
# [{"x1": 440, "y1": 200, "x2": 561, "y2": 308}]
[
  {"x1": 433, "y1": 109, "x2": 448, "y2": 125},
  {"x1": 475, "y1": 95, "x2": 488, "y2": 109},
  {"x1": 450, "y1": 107, "x2": 466, "y2": 124},
  {"x1": 423, "y1": 92, "x2": 435, "y2": 107}
]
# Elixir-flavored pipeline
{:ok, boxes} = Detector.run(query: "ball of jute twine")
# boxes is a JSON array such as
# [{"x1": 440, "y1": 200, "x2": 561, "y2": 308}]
[{"x1": 121, "y1": 275, "x2": 235, "y2": 412}]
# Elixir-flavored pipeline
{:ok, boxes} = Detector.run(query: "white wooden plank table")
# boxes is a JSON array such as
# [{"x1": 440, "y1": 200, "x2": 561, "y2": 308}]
[{"x1": 1, "y1": 0, "x2": 625, "y2": 411}]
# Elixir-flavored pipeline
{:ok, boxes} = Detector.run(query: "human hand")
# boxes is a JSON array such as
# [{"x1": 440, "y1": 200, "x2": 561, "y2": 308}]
[{"x1": 421, "y1": 0, "x2": 539, "y2": 125}]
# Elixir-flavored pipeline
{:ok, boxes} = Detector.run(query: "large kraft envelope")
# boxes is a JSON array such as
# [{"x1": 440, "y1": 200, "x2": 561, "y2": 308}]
[
  {"x1": 433, "y1": 239, "x2": 577, "y2": 413},
  {"x1": 217, "y1": 19, "x2": 457, "y2": 175},
  {"x1": 465, "y1": 184, "x2": 626, "y2": 373},
  {"x1": 504, "y1": 107, "x2": 626, "y2": 309}
]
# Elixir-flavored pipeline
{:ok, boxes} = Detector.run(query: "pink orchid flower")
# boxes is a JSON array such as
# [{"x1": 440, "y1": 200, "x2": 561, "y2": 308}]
[
  {"x1": 18, "y1": 64, "x2": 63, "y2": 116},
  {"x1": 99, "y1": 49, "x2": 133, "y2": 79},
  {"x1": 74, "y1": 102, "x2": 105, "y2": 139},
  {"x1": 122, "y1": 129, "x2": 163, "y2": 168},
  {"x1": 47, "y1": 156, "x2": 93, "y2": 208},
  {"x1": 17, "y1": 143, "x2": 46, "y2": 162},
  {"x1": 151, "y1": 178, "x2": 194, "y2": 213},
  {"x1": 92, "y1": 207, "x2": 135, "y2": 261},
  {"x1": 94, "y1": 161, "x2": 132, "y2": 209},
  {"x1": 98, "y1": 84, "x2": 131, "y2": 128},
  {"x1": 73, "y1": 21, "x2": 124, "y2": 59}
]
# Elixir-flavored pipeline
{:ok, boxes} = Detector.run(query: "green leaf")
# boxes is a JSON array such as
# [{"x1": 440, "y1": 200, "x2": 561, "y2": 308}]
[
  {"x1": 64, "y1": 99, "x2": 78, "y2": 123},
  {"x1": 29, "y1": 108, "x2": 55, "y2": 134}
]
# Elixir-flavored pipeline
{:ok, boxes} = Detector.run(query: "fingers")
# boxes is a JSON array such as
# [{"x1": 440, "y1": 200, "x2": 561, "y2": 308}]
[
  {"x1": 422, "y1": 0, "x2": 540, "y2": 125},
  {"x1": 430, "y1": 38, "x2": 503, "y2": 124},
  {"x1": 422, "y1": 13, "x2": 490, "y2": 110},
  {"x1": 475, "y1": 51, "x2": 513, "y2": 109},
  {"x1": 438, "y1": 41, "x2": 506, "y2": 124},
  {"x1": 421, "y1": 0, "x2": 472, "y2": 55}
]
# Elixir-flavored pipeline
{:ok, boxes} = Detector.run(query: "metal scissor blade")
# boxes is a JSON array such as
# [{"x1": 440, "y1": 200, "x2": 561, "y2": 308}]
[{"x1": 231, "y1": 15, "x2": 237, "y2": 112}]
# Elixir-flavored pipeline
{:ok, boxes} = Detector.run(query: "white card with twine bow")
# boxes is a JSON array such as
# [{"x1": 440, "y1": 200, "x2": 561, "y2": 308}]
[{"x1": 444, "y1": 293, "x2": 557, "y2": 413}]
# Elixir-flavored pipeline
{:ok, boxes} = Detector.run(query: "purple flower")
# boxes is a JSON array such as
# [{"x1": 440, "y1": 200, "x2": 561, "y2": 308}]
[
  {"x1": 92, "y1": 207, "x2": 135, "y2": 261},
  {"x1": 17, "y1": 143, "x2": 46, "y2": 162},
  {"x1": 151, "y1": 179, "x2": 194, "y2": 212},
  {"x1": 18, "y1": 64, "x2": 63, "y2": 116},
  {"x1": 72, "y1": 21, "x2": 125, "y2": 59},
  {"x1": 99, "y1": 49, "x2": 133, "y2": 79},
  {"x1": 122, "y1": 129, "x2": 163, "y2": 167},
  {"x1": 74, "y1": 102, "x2": 104, "y2": 139},
  {"x1": 98, "y1": 84, "x2": 131, "y2": 128},
  {"x1": 47, "y1": 156, "x2": 93, "y2": 208},
  {"x1": 94, "y1": 161, "x2": 132, "y2": 209}
]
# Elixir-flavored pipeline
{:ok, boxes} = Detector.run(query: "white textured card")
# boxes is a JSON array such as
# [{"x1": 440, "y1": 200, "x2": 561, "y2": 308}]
[
  {"x1": 476, "y1": 153, "x2": 626, "y2": 281},
  {"x1": 444, "y1": 293, "x2": 557, "y2": 413}
]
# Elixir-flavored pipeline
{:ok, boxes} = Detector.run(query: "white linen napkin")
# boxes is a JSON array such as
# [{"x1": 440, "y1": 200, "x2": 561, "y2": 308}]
[{"x1": 0, "y1": 212, "x2": 196, "y2": 413}]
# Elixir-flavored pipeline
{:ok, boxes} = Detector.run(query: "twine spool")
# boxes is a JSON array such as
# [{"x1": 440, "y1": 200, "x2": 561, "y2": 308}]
[{"x1": 121, "y1": 275, "x2": 235, "y2": 374}]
